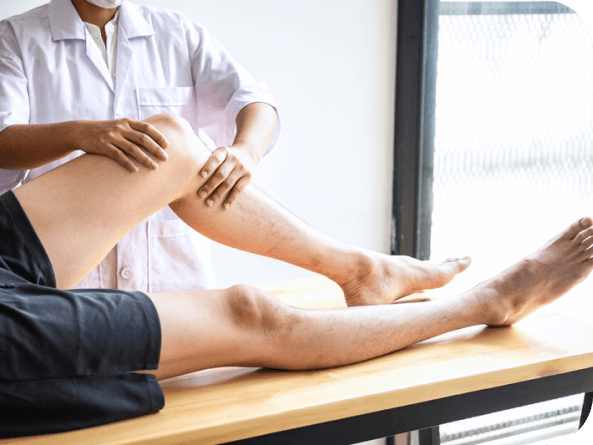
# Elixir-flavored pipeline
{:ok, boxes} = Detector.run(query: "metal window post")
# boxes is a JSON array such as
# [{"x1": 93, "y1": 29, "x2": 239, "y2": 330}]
[
  {"x1": 391, "y1": 0, "x2": 439, "y2": 261},
  {"x1": 391, "y1": 0, "x2": 440, "y2": 442}
]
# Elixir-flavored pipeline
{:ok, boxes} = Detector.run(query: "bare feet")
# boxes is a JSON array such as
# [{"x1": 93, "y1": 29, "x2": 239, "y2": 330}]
[
  {"x1": 471, "y1": 217, "x2": 593, "y2": 327},
  {"x1": 340, "y1": 253, "x2": 472, "y2": 306}
]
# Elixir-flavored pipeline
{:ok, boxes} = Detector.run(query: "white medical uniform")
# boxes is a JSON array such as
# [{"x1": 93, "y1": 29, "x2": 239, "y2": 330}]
[{"x1": 0, "y1": 0, "x2": 279, "y2": 292}]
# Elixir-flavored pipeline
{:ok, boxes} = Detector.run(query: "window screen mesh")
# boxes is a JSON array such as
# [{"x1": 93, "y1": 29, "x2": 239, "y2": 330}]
[
  {"x1": 431, "y1": 4, "x2": 593, "y2": 279},
  {"x1": 433, "y1": 4, "x2": 592, "y2": 443}
]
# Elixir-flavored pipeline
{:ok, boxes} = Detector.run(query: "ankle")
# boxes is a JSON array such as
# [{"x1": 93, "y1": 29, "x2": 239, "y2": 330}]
[
  {"x1": 462, "y1": 284, "x2": 510, "y2": 327},
  {"x1": 331, "y1": 249, "x2": 376, "y2": 287}
]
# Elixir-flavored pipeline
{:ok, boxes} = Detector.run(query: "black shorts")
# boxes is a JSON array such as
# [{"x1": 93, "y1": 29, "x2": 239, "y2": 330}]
[{"x1": 0, "y1": 190, "x2": 164, "y2": 438}]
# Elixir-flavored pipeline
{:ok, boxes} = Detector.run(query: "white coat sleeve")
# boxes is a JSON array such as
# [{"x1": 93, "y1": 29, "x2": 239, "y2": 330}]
[
  {"x1": 183, "y1": 17, "x2": 280, "y2": 154},
  {"x1": 0, "y1": 20, "x2": 29, "y2": 193}
]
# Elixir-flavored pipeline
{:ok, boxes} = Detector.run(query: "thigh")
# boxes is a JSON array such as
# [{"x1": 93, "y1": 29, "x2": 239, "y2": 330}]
[{"x1": 13, "y1": 115, "x2": 209, "y2": 289}]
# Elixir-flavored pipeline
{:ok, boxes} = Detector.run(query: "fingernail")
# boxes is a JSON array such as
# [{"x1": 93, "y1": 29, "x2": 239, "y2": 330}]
[
  {"x1": 162, "y1": 152, "x2": 169, "y2": 160},
  {"x1": 201, "y1": 171, "x2": 208, "y2": 178},
  {"x1": 199, "y1": 191, "x2": 207, "y2": 198},
  {"x1": 224, "y1": 203, "x2": 230, "y2": 210},
  {"x1": 207, "y1": 199, "x2": 213, "y2": 206},
  {"x1": 152, "y1": 162, "x2": 158, "y2": 169}
]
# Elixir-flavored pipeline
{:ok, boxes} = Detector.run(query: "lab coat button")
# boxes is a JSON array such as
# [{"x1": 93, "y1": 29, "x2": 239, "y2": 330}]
[{"x1": 121, "y1": 267, "x2": 133, "y2": 279}]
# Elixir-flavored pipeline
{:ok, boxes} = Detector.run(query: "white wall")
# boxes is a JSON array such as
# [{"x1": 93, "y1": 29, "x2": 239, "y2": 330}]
[{"x1": 0, "y1": 0, "x2": 397, "y2": 288}]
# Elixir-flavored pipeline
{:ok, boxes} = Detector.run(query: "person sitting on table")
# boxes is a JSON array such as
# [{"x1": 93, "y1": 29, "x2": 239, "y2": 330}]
[{"x1": 1, "y1": 112, "x2": 592, "y2": 438}]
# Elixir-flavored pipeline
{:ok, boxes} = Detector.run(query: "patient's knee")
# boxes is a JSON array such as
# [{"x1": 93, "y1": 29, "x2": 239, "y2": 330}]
[
  {"x1": 226, "y1": 285, "x2": 295, "y2": 340},
  {"x1": 144, "y1": 113, "x2": 210, "y2": 171},
  {"x1": 145, "y1": 113, "x2": 192, "y2": 137}
]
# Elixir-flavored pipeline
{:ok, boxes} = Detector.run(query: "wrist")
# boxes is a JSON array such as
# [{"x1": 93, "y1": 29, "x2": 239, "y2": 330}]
[
  {"x1": 231, "y1": 142, "x2": 261, "y2": 167},
  {"x1": 67, "y1": 120, "x2": 87, "y2": 152}
]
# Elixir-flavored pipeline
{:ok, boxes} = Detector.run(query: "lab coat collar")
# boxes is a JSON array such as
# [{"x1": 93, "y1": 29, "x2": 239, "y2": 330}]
[
  {"x1": 118, "y1": 1, "x2": 154, "y2": 39},
  {"x1": 48, "y1": 0, "x2": 87, "y2": 41},
  {"x1": 48, "y1": 0, "x2": 154, "y2": 42}
]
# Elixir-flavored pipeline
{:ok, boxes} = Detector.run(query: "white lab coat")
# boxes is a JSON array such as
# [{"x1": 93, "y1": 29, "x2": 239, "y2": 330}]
[{"x1": 0, "y1": 0, "x2": 279, "y2": 292}]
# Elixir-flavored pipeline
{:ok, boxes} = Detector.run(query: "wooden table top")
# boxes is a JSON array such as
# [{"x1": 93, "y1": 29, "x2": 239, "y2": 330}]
[{"x1": 5, "y1": 275, "x2": 593, "y2": 445}]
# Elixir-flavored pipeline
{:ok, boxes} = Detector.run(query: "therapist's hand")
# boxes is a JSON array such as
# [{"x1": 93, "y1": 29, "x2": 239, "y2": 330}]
[
  {"x1": 75, "y1": 119, "x2": 170, "y2": 172},
  {"x1": 198, "y1": 145, "x2": 256, "y2": 209}
]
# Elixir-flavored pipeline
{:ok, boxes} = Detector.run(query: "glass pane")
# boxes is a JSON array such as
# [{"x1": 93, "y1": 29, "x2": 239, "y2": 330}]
[
  {"x1": 432, "y1": 2, "x2": 593, "y2": 281},
  {"x1": 432, "y1": 2, "x2": 592, "y2": 443}
]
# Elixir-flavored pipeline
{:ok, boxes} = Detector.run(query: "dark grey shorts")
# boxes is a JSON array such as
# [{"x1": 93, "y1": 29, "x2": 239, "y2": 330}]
[{"x1": 0, "y1": 190, "x2": 164, "y2": 438}]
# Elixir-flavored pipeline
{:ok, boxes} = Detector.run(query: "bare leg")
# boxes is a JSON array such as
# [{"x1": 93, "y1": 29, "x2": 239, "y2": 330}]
[
  {"x1": 147, "y1": 218, "x2": 593, "y2": 380},
  {"x1": 171, "y1": 167, "x2": 471, "y2": 307},
  {"x1": 16, "y1": 113, "x2": 468, "y2": 302},
  {"x1": 144, "y1": 284, "x2": 479, "y2": 380}
]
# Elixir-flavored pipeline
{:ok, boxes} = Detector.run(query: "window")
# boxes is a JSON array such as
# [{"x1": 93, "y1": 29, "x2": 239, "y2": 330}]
[
  {"x1": 431, "y1": 1, "x2": 592, "y2": 281},
  {"x1": 392, "y1": 1, "x2": 593, "y2": 444}
]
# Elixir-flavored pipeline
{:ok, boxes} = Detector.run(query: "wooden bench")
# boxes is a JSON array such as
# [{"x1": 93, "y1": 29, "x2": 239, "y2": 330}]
[{"x1": 3, "y1": 275, "x2": 593, "y2": 444}]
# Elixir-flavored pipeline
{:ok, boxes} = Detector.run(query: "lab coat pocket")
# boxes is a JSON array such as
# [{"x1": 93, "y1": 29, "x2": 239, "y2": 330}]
[
  {"x1": 136, "y1": 86, "x2": 197, "y2": 124},
  {"x1": 148, "y1": 219, "x2": 216, "y2": 292}
]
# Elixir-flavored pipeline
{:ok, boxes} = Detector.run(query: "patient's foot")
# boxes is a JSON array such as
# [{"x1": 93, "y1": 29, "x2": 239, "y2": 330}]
[
  {"x1": 340, "y1": 253, "x2": 471, "y2": 306},
  {"x1": 470, "y1": 217, "x2": 593, "y2": 327}
]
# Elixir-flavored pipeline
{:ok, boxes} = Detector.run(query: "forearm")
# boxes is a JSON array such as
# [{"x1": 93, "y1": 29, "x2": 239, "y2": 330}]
[
  {"x1": 0, "y1": 122, "x2": 80, "y2": 170},
  {"x1": 232, "y1": 102, "x2": 277, "y2": 165}
]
